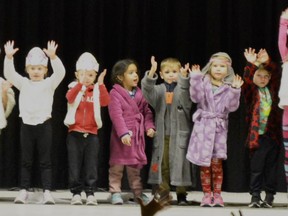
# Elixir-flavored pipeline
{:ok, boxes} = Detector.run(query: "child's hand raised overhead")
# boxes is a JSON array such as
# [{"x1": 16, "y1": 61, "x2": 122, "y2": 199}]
[
  {"x1": 231, "y1": 74, "x2": 244, "y2": 89},
  {"x1": 257, "y1": 48, "x2": 269, "y2": 64},
  {"x1": 4, "y1": 41, "x2": 19, "y2": 59},
  {"x1": 190, "y1": 64, "x2": 201, "y2": 73},
  {"x1": 148, "y1": 56, "x2": 157, "y2": 78},
  {"x1": 98, "y1": 69, "x2": 107, "y2": 85},
  {"x1": 281, "y1": 8, "x2": 288, "y2": 20},
  {"x1": 244, "y1": 48, "x2": 257, "y2": 64},
  {"x1": 43, "y1": 40, "x2": 58, "y2": 60},
  {"x1": 180, "y1": 63, "x2": 190, "y2": 77}
]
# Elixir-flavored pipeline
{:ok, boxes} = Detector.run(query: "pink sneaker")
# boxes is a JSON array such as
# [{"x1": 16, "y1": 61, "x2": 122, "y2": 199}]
[
  {"x1": 200, "y1": 193, "x2": 212, "y2": 207},
  {"x1": 213, "y1": 193, "x2": 224, "y2": 207}
]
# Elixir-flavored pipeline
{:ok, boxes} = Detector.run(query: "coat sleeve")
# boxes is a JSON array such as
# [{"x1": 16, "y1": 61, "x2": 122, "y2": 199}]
[
  {"x1": 224, "y1": 87, "x2": 241, "y2": 112},
  {"x1": 99, "y1": 84, "x2": 110, "y2": 107},
  {"x1": 189, "y1": 72, "x2": 205, "y2": 103},
  {"x1": 278, "y1": 17, "x2": 288, "y2": 62},
  {"x1": 140, "y1": 96, "x2": 155, "y2": 131},
  {"x1": 141, "y1": 71, "x2": 160, "y2": 108},
  {"x1": 108, "y1": 90, "x2": 129, "y2": 138},
  {"x1": 66, "y1": 82, "x2": 84, "y2": 104},
  {"x1": 242, "y1": 62, "x2": 258, "y2": 104},
  {"x1": 177, "y1": 73, "x2": 192, "y2": 109}
]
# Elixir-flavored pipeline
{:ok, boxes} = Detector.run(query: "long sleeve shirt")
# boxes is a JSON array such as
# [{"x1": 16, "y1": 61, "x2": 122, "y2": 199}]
[{"x1": 4, "y1": 56, "x2": 65, "y2": 125}]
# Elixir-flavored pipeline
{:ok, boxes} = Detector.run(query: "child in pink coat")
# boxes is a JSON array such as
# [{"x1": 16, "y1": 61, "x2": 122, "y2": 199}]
[{"x1": 108, "y1": 59, "x2": 155, "y2": 205}]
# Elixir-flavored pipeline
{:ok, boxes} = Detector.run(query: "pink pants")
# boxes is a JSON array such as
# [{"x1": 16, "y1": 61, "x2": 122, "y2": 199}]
[{"x1": 109, "y1": 165, "x2": 143, "y2": 197}]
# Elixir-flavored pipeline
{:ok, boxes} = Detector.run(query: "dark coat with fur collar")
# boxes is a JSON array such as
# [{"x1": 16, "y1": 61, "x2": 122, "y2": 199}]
[{"x1": 242, "y1": 61, "x2": 282, "y2": 151}]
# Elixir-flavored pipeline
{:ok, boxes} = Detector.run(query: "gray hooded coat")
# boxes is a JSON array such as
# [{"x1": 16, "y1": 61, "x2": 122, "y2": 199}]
[{"x1": 141, "y1": 72, "x2": 193, "y2": 186}]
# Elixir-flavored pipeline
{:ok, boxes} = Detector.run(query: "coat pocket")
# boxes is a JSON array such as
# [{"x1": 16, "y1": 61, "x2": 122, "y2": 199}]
[{"x1": 177, "y1": 131, "x2": 190, "y2": 149}]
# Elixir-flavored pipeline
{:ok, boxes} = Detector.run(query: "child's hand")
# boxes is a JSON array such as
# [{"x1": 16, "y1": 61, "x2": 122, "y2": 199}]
[
  {"x1": 244, "y1": 48, "x2": 257, "y2": 64},
  {"x1": 190, "y1": 64, "x2": 201, "y2": 73},
  {"x1": 257, "y1": 48, "x2": 269, "y2": 64},
  {"x1": 148, "y1": 56, "x2": 157, "y2": 78},
  {"x1": 137, "y1": 188, "x2": 172, "y2": 216},
  {"x1": 4, "y1": 41, "x2": 19, "y2": 59},
  {"x1": 281, "y1": 8, "x2": 288, "y2": 20},
  {"x1": 43, "y1": 40, "x2": 58, "y2": 60},
  {"x1": 146, "y1": 128, "x2": 155, "y2": 138},
  {"x1": 121, "y1": 134, "x2": 131, "y2": 146},
  {"x1": 1, "y1": 80, "x2": 13, "y2": 92},
  {"x1": 98, "y1": 69, "x2": 107, "y2": 85},
  {"x1": 180, "y1": 63, "x2": 189, "y2": 77},
  {"x1": 231, "y1": 74, "x2": 244, "y2": 89}
]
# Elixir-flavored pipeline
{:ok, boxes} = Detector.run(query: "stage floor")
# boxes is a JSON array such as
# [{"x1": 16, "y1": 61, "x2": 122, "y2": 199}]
[{"x1": 0, "y1": 190, "x2": 287, "y2": 216}]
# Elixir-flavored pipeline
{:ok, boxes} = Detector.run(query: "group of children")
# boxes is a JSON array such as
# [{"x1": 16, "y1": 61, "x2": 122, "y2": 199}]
[{"x1": 0, "y1": 8, "x2": 288, "y2": 210}]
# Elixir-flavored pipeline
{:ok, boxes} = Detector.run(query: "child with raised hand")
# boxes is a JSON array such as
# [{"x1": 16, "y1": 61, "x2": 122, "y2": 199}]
[
  {"x1": 186, "y1": 52, "x2": 243, "y2": 207},
  {"x1": 108, "y1": 59, "x2": 155, "y2": 205},
  {"x1": 278, "y1": 7, "x2": 288, "y2": 194},
  {"x1": 243, "y1": 48, "x2": 282, "y2": 208},
  {"x1": 141, "y1": 56, "x2": 192, "y2": 205},
  {"x1": 64, "y1": 52, "x2": 110, "y2": 205},
  {"x1": 4, "y1": 40, "x2": 65, "y2": 204},
  {"x1": 0, "y1": 77, "x2": 15, "y2": 133}
]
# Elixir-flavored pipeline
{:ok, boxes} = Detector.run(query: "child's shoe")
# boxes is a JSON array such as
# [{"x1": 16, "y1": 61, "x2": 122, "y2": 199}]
[
  {"x1": 177, "y1": 193, "x2": 188, "y2": 206},
  {"x1": 260, "y1": 193, "x2": 274, "y2": 208},
  {"x1": 71, "y1": 194, "x2": 83, "y2": 205},
  {"x1": 86, "y1": 195, "x2": 98, "y2": 206},
  {"x1": 43, "y1": 190, "x2": 55, "y2": 205},
  {"x1": 14, "y1": 189, "x2": 28, "y2": 204},
  {"x1": 136, "y1": 193, "x2": 150, "y2": 205},
  {"x1": 248, "y1": 195, "x2": 261, "y2": 208},
  {"x1": 111, "y1": 193, "x2": 123, "y2": 205},
  {"x1": 200, "y1": 193, "x2": 212, "y2": 207},
  {"x1": 212, "y1": 193, "x2": 224, "y2": 207}
]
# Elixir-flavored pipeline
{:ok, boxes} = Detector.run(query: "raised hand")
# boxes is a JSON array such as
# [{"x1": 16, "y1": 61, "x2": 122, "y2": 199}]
[
  {"x1": 231, "y1": 74, "x2": 244, "y2": 89},
  {"x1": 97, "y1": 69, "x2": 107, "y2": 85},
  {"x1": 180, "y1": 63, "x2": 190, "y2": 77},
  {"x1": 148, "y1": 56, "x2": 157, "y2": 78},
  {"x1": 244, "y1": 48, "x2": 257, "y2": 64},
  {"x1": 190, "y1": 64, "x2": 201, "y2": 73},
  {"x1": 257, "y1": 48, "x2": 269, "y2": 64},
  {"x1": 43, "y1": 40, "x2": 58, "y2": 59},
  {"x1": 4, "y1": 41, "x2": 19, "y2": 59},
  {"x1": 281, "y1": 8, "x2": 288, "y2": 20}
]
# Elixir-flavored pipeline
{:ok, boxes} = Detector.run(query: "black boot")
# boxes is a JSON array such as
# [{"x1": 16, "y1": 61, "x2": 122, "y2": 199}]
[{"x1": 177, "y1": 193, "x2": 188, "y2": 206}]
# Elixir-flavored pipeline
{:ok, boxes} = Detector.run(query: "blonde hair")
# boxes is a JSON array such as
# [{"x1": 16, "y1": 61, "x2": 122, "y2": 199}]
[
  {"x1": 202, "y1": 52, "x2": 235, "y2": 84},
  {"x1": 160, "y1": 58, "x2": 181, "y2": 71}
]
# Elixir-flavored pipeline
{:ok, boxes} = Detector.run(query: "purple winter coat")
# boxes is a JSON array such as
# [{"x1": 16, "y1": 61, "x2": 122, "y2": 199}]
[
  {"x1": 186, "y1": 72, "x2": 241, "y2": 167},
  {"x1": 108, "y1": 84, "x2": 155, "y2": 167}
]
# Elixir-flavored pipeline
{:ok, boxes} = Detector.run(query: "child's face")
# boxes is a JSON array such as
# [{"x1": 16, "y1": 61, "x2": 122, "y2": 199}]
[
  {"x1": 160, "y1": 65, "x2": 180, "y2": 84},
  {"x1": 26, "y1": 65, "x2": 48, "y2": 81},
  {"x1": 75, "y1": 70, "x2": 97, "y2": 86},
  {"x1": 210, "y1": 61, "x2": 228, "y2": 81},
  {"x1": 253, "y1": 69, "x2": 271, "y2": 88},
  {"x1": 119, "y1": 64, "x2": 139, "y2": 91}
]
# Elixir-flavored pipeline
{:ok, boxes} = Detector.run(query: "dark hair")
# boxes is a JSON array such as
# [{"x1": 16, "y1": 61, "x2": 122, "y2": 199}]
[{"x1": 111, "y1": 59, "x2": 139, "y2": 85}]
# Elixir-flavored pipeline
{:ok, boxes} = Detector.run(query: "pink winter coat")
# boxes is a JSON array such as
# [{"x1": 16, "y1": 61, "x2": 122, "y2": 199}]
[{"x1": 108, "y1": 84, "x2": 155, "y2": 167}]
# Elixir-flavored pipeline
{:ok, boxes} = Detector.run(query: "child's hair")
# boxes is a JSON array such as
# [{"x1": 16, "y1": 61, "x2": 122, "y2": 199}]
[
  {"x1": 160, "y1": 58, "x2": 181, "y2": 71},
  {"x1": 111, "y1": 59, "x2": 139, "y2": 85},
  {"x1": 201, "y1": 52, "x2": 235, "y2": 84},
  {"x1": 256, "y1": 65, "x2": 271, "y2": 76}
]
